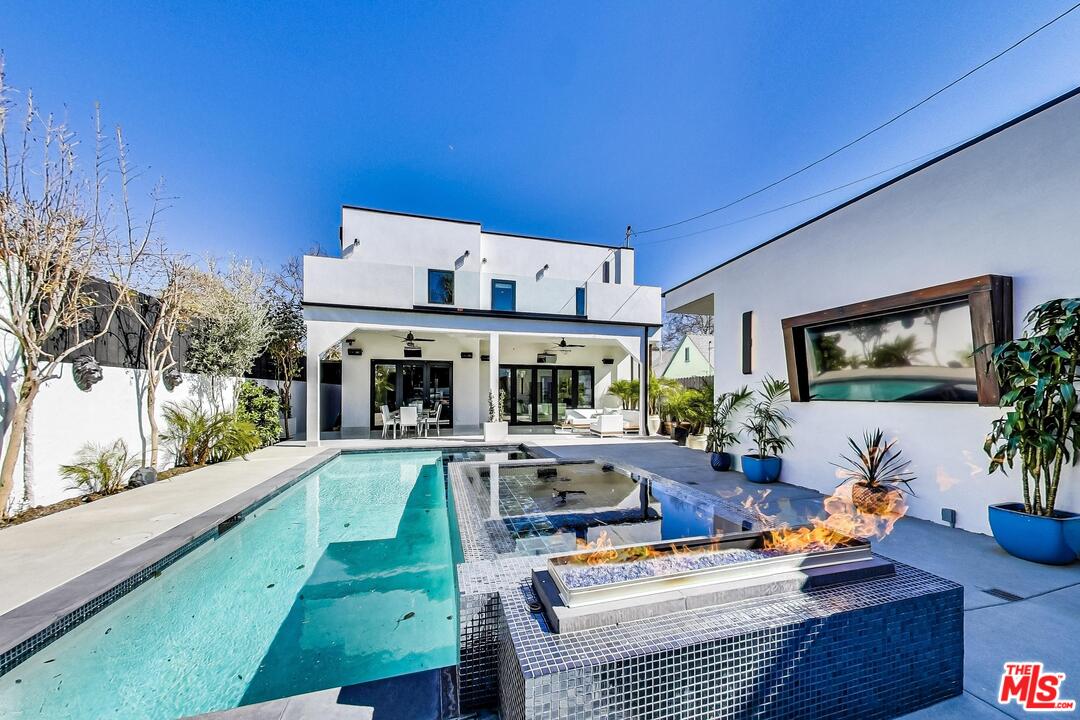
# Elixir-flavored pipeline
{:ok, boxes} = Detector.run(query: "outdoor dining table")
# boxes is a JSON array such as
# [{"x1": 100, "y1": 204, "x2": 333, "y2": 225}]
[{"x1": 388, "y1": 407, "x2": 436, "y2": 439}]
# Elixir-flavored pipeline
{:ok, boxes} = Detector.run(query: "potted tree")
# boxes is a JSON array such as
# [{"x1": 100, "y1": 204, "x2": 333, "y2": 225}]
[
  {"x1": 706, "y1": 387, "x2": 751, "y2": 471},
  {"x1": 666, "y1": 388, "x2": 691, "y2": 445},
  {"x1": 648, "y1": 375, "x2": 680, "y2": 436},
  {"x1": 484, "y1": 389, "x2": 509, "y2": 443},
  {"x1": 685, "y1": 384, "x2": 714, "y2": 451},
  {"x1": 985, "y1": 298, "x2": 1080, "y2": 565},
  {"x1": 833, "y1": 429, "x2": 916, "y2": 514},
  {"x1": 740, "y1": 375, "x2": 793, "y2": 483}
]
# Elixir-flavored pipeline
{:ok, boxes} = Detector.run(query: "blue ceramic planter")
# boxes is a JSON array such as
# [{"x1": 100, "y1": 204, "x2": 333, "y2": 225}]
[
  {"x1": 741, "y1": 455, "x2": 782, "y2": 484},
  {"x1": 710, "y1": 452, "x2": 732, "y2": 471},
  {"x1": 988, "y1": 503, "x2": 1080, "y2": 565}
]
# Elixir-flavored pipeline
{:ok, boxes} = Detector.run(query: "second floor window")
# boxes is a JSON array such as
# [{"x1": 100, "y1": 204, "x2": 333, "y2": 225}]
[
  {"x1": 428, "y1": 269, "x2": 454, "y2": 305},
  {"x1": 492, "y1": 279, "x2": 516, "y2": 312},
  {"x1": 684, "y1": 347, "x2": 691, "y2": 363},
  {"x1": 602, "y1": 261, "x2": 611, "y2": 283},
  {"x1": 575, "y1": 287, "x2": 586, "y2": 316}
]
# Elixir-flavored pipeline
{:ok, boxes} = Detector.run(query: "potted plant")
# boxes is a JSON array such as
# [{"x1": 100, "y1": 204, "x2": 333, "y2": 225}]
[
  {"x1": 648, "y1": 375, "x2": 680, "y2": 436},
  {"x1": 740, "y1": 375, "x2": 793, "y2": 483},
  {"x1": 665, "y1": 387, "x2": 691, "y2": 444},
  {"x1": 706, "y1": 387, "x2": 751, "y2": 471},
  {"x1": 985, "y1": 298, "x2": 1080, "y2": 565},
  {"x1": 484, "y1": 389, "x2": 509, "y2": 443},
  {"x1": 833, "y1": 429, "x2": 916, "y2": 514},
  {"x1": 685, "y1": 385, "x2": 714, "y2": 451}
]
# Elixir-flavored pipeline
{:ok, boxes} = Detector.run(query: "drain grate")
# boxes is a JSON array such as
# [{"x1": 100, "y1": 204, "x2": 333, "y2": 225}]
[{"x1": 984, "y1": 587, "x2": 1024, "y2": 602}]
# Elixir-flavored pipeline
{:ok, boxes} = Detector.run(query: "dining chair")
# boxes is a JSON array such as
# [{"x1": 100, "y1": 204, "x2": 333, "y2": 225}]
[
  {"x1": 399, "y1": 406, "x2": 419, "y2": 438},
  {"x1": 425, "y1": 403, "x2": 443, "y2": 437},
  {"x1": 380, "y1": 404, "x2": 398, "y2": 439}
]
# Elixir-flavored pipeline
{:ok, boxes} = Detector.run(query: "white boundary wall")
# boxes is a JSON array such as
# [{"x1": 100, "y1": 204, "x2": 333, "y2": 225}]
[
  {"x1": 665, "y1": 90, "x2": 1080, "y2": 536},
  {"x1": 0, "y1": 359, "x2": 320, "y2": 511}
]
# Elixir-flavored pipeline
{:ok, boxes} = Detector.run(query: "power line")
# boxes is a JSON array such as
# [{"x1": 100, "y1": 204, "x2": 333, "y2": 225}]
[
  {"x1": 635, "y1": 139, "x2": 965, "y2": 247},
  {"x1": 630, "y1": 1, "x2": 1080, "y2": 237}
]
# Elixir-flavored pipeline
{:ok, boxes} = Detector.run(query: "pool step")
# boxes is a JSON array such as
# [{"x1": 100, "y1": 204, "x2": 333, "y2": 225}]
[{"x1": 187, "y1": 687, "x2": 373, "y2": 719}]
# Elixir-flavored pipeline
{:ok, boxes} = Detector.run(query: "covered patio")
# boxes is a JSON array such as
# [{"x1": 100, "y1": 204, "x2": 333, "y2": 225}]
[{"x1": 303, "y1": 304, "x2": 660, "y2": 444}]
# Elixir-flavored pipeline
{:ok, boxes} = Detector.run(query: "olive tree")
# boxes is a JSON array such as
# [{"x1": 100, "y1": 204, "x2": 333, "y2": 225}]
[{"x1": 184, "y1": 257, "x2": 272, "y2": 410}]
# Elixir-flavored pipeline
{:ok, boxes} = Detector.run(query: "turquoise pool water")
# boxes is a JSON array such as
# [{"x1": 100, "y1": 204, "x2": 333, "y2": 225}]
[{"x1": 0, "y1": 451, "x2": 456, "y2": 719}]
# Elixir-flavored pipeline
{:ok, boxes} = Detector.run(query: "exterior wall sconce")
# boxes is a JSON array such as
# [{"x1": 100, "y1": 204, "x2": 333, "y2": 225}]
[
  {"x1": 536, "y1": 263, "x2": 550, "y2": 281},
  {"x1": 72, "y1": 356, "x2": 103, "y2": 392}
]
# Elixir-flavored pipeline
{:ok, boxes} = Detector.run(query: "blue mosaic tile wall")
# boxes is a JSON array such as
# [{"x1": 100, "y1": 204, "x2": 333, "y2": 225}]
[{"x1": 497, "y1": 563, "x2": 964, "y2": 720}]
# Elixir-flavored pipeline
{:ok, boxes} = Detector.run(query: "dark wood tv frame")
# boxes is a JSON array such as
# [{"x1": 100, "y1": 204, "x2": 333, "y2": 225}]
[{"x1": 781, "y1": 275, "x2": 1012, "y2": 407}]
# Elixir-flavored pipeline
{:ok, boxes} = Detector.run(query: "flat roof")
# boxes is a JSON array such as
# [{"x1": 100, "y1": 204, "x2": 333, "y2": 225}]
[
  {"x1": 342, "y1": 204, "x2": 627, "y2": 250},
  {"x1": 662, "y1": 83, "x2": 1080, "y2": 297}
]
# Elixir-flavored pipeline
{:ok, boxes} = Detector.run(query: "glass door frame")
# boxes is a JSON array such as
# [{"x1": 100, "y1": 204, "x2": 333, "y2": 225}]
[
  {"x1": 500, "y1": 364, "x2": 595, "y2": 425},
  {"x1": 370, "y1": 359, "x2": 454, "y2": 428}
]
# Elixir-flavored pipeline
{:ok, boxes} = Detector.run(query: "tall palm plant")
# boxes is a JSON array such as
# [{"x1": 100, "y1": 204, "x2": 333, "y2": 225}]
[
  {"x1": 706, "y1": 387, "x2": 752, "y2": 454},
  {"x1": 741, "y1": 375, "x2": 793, "y2": 459}
]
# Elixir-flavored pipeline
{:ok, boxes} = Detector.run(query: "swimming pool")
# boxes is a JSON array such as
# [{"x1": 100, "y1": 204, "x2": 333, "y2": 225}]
[
  {"x1": 0, "y1": 451, "x2": 458, "y2": 719},
  {"x1": 461, "y1": 460, "x2": 749, "y2": 557}
]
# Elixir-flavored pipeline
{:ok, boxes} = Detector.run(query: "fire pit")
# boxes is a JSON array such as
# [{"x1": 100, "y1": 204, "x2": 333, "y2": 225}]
[{"x1": 532, "y1": 528, "x2": 894, "y2": 632}]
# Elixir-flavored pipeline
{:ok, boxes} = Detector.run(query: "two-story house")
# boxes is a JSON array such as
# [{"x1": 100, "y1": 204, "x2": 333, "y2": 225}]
[{"x1": 302, "y1": 206, "x2": 662, "y2": 442}]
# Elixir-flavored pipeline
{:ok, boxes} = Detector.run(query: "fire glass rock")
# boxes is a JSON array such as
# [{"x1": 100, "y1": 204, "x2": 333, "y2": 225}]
[{"x1": 558, "y1": 547, "x2": 775, "y2": 589}]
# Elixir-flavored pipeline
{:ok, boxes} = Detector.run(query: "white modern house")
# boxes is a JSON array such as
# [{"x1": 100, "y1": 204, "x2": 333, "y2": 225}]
[
  {"x1": 302, "y1": 206, "x2": 662, "y2": 441},
  {"x1": 664, "y1": 85, "x2": 1080, "y2": 535}
]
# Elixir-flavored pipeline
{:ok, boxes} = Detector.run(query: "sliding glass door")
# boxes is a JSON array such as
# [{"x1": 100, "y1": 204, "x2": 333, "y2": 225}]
[
  {"x1": 503, "y1": 365, "x2": 594, "y2": 425},
  {"x1": 370, "y1": 360, "x2": 453, "y2": 427}
]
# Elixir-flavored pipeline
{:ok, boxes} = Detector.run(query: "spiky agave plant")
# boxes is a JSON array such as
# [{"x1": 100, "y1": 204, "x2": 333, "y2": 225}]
[{"x1": 833, "y1": 429, "x2": 916, "y2": 514}]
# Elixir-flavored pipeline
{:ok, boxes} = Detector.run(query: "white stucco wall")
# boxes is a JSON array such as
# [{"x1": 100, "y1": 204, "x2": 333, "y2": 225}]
[
  {"x1": 664, "y1": 90, "x2": 1080, "y2": 535},
  {"x1": 307, "y1": 207, "x2": 656, "y2": 324}
]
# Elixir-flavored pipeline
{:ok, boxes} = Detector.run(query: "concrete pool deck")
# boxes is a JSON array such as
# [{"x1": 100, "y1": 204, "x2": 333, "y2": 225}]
[
  {"x1": 0, "y1": 444, "x2": 329, "y2": 617},
  {"x1": 2, "y1": 434, "x2": 1079, "y2": 718}
]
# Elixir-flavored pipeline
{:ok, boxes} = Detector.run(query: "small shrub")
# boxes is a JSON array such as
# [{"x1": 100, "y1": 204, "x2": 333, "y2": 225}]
[
  {"x1": 236, "y1": 380, "x2": 281, "y2": 448},
  {"x1": 162, "y1": 401, "x2": 262, "y2": 467},
  {"x1": 60, "y1": 439, "x2": 139, "y2": 495}
]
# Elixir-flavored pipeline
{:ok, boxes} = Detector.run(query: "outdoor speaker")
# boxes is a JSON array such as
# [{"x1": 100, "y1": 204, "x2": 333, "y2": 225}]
[
  {"x1": 460, "y1": 352, "x2": 473, "y2": 359},
  {"x1": 404, "y1": 347, "x2": 422, "y2": 358},
  {"x1": 602, "y1": 358, "x2": 614, "y2": 365},
  {"x1": 480, "y1": 354, "x2": 490, "y2": 362}
]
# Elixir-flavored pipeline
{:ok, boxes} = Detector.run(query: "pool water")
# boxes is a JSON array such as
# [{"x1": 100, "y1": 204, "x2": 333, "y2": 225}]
[
  {"x1": 466, "y1": 462, "x2": 745, "y2": 556},
  {"x1": 0, "y1": 451, "x2": 456, "y2": 719}
]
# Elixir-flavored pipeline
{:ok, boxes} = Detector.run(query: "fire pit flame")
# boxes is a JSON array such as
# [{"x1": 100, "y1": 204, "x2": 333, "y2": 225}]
[{"x1": 762, "y1": 484, "x2": 908, "y2": 553}]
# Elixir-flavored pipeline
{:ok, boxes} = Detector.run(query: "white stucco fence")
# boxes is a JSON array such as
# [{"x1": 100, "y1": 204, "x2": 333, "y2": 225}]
[{"x1": 0, "y1": 361, "x2": 323, "y2": 511}]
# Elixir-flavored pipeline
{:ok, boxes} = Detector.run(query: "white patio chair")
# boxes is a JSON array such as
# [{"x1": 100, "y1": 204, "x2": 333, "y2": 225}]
[
  {"x1": 380, "y1": 404, "x2": 398, "y2": 439},
  {"x1": 399, "y1": 406, "x2": 419, "y2": 438}
]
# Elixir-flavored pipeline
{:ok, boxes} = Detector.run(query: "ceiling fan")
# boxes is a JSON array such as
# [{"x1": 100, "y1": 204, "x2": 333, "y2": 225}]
[
  {"x1": 552, "y1": 337, "x2": 585, "y2": 353},
  {"x1": 394, "y1": 331, "x2": 436, "y2": 348}
]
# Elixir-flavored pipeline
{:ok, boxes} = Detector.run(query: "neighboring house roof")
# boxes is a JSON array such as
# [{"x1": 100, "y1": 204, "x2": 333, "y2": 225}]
[
  {"x1": 687, "y1": 335, "x2": 714, "y2": 368},
  {"x1": 662, "y1": 334, "x2": 714, "y2": 378}
]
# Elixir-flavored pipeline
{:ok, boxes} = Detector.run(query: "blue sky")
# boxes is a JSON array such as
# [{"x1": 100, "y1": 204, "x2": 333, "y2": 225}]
[{"x1": 2, "y1": 1, "x2": 1079, "y2": 290}]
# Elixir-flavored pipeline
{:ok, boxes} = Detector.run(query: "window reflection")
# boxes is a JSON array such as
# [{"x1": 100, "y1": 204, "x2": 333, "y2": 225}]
[{"x1": 805, "y1": 299, "x2": 977, "y2": 402}]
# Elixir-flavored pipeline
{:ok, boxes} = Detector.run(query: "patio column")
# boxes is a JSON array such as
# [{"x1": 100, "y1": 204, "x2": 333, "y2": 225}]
[
  {"x1": 306, "y1": 349, "x2": 321, "y2": 446},
  {"x1": 488, "y1": 332, "x2": 500, "y2": 422},
  {"x1": 638, "y1": 330, "x2": 648, "y2": 436}
]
